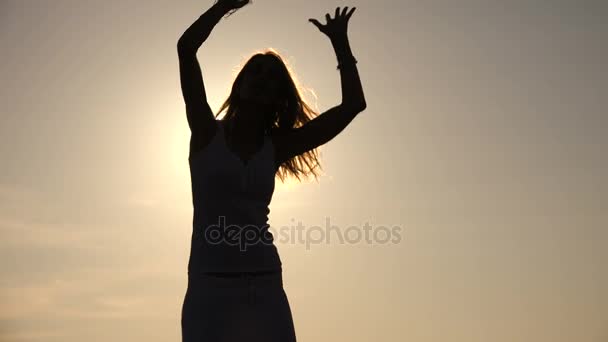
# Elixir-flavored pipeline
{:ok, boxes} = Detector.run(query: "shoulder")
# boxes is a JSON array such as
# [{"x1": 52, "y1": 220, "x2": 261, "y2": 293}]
[{"x1": 189, "y1": 119, "x2": 222, "y2": 161}]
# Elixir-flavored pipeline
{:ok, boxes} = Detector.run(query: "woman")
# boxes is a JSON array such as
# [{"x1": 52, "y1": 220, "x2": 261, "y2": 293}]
[{"x1": 177, "y1": 0, "x2": 366, "y2": 340}]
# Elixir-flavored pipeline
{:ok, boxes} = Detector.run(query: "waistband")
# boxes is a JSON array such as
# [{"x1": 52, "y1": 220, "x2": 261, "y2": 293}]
[
  {"x1": 201, "y1": 269, "x2": 281, "y2": 278},
  {"x1": 188, "y1": 271, "x2": 284, "y2": 306}
]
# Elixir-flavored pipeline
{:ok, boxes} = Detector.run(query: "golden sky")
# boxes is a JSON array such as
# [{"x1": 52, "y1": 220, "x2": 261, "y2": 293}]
[{"x1": 1, "y1": 0, "x2": 606, "y2": 341}]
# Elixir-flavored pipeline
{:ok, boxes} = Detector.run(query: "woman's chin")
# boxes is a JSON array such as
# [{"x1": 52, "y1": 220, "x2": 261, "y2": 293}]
[{"x1": 242, "y1": 96, "x2": 272, "y2": 106}]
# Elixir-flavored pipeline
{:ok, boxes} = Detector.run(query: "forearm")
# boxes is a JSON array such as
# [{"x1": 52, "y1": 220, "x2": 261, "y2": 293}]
[
  {"x1": 177, "y1": 2, "x2": 230, "y2": 52},
  {"x1": 331, "y1": 36, "x2": 366, "y2": 110}
]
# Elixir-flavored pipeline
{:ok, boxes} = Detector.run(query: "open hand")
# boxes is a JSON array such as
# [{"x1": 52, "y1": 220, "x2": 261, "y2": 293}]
[{"x1": 308, "y1": 6, "x2": 356, "y2": 40}]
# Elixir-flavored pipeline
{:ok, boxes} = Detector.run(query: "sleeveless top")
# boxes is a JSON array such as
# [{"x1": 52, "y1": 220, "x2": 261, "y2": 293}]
[{"x1": 187, "y1": 119, "x2": 282, "y2": 273}]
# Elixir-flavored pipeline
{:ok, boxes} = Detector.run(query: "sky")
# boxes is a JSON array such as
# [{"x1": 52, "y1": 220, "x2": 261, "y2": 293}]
[{"x1": 1, "y1": 0, "x2": 607, "y2": 341}]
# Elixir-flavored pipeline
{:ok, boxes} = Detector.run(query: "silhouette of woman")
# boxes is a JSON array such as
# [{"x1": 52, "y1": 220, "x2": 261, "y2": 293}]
[{"x1": 177, "y1": 1, "x2": 366, "y2": 340}]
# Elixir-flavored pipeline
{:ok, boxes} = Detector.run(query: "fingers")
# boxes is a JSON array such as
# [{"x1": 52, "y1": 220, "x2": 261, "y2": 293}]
[
  {"x1": 341, "y1": 6, "x2": 349, "y2": 17},
  {"x1": 346, "y1": 7, "x2": 356, "y2": 20},
  {"x1": 313, "y1": 6, "x2": 356, "y2": 27},
  {"x1": 331, "y1": 6, "x2": 355, "y2": 20},
  {"x1": 308, "y1": 18, "x2": 322, "y2": 29}
]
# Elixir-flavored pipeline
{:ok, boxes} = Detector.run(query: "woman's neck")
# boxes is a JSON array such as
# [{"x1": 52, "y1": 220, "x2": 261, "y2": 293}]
[{"x1": 228, "y1": 100, "x2": 274, "y2": 141}]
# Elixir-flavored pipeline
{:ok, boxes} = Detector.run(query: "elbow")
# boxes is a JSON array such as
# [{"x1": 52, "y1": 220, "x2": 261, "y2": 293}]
[
  {"x1": 177, "y1": 39, "x2": 188, "y2": 52},
  {"x1": 358, "y1": 100, "x2": 367, "y2": 111},
  {"x1": 177, "y1": 38, "x2": 195, "y2": 54},
  {"x1": 343, "y1": 100, "x2": 367, "y2": 113},
  {"x1": 177, "y1": 40, "x2": 186, "y2": 54}
]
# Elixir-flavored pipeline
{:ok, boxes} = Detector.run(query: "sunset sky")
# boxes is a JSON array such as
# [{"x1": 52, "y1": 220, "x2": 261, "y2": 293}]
[{"x1": 1, "y1": 0, "x2": 606, "y2": 341}]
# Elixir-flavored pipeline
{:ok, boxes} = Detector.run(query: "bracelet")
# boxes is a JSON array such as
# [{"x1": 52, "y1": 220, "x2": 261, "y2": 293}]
[
  {"x1": 223, "y1": 8, "x2": 239, "y2": 18},
  {"x1": 337, "y1": 56, "x2": 358, "y2": 70}
]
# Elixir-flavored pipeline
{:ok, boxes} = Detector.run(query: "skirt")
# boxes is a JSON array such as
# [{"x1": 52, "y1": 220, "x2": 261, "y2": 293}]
[{"x1": 181, "y1": 270, "x2": 297, "y2": 342}]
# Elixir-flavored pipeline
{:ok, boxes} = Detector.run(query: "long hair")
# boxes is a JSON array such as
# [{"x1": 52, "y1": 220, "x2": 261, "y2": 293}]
[{"x1": 214, "y1": 48, "x2": 323, "y2": 183}]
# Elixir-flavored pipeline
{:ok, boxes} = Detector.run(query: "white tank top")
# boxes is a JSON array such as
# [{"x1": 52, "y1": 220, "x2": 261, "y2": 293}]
[{"x1": 187, "y1": 119, "x2": 282, "y2": 273}]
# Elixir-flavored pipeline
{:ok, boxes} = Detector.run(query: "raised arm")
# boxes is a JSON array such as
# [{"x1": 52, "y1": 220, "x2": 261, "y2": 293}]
[
  {"x1": 275, "y1": 7, "x2": 366, "y2": 165},
  {"x1": 177, "y1": 1, "x2": 249, "y2": 137}
]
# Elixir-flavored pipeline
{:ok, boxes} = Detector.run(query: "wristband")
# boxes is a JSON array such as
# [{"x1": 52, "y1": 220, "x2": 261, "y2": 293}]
[{"x1": 337, "y1": 56, "x2": 358, "y2": 70}]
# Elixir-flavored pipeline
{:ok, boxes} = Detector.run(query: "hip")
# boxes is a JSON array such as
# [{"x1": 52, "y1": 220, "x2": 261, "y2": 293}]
[
  {"x1": 181, "y1": 269, "x2": 296, "y2": 341},
  {"x1": 182, "y1": 267, "x2": 291, "y2": 296}
]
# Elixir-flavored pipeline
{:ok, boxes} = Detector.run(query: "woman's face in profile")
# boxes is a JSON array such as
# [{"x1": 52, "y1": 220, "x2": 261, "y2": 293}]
[{"x1": 239, "y1": 56, "x2": 282, "y2": 106}]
